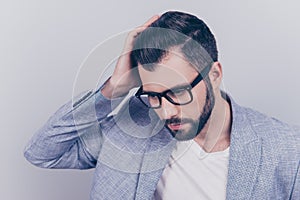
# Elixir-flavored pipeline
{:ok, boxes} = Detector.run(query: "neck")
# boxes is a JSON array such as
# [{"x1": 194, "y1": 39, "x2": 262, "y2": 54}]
[{"x1": 194, "y1": 92, "x2": 232, "y2": 152}]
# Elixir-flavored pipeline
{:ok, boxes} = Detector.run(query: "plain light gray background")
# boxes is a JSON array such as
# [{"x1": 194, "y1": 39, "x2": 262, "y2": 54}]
[{"x1": 1, "y1": 0, "x2": 299, "y2": 199}]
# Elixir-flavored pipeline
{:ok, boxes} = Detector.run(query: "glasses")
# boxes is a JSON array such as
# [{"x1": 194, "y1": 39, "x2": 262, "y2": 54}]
[{"x1": 135, "y1": 64, "x2": 212, "y2": 109}]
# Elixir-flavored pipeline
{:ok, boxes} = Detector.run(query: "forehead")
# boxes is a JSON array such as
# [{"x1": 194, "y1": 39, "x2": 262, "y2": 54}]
[{"x1": 138, "y1": 52, "x2": 198, "y2": 92}]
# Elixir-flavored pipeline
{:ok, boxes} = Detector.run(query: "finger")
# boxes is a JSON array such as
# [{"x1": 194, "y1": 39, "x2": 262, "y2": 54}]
[
  {"x1": 142, "y1": 15, "x2": 160, "y2": 27},
  {"x1": 131, "y1": 15, "x2": 159, "y2": 36},
  {"x1": 128, "y1": 25, "x2": 148, "y2": 39},
  {"x1": 131, "y1": 15, "x2": 160, "y2": 36},
  {"x1": 123, "y1": 15, "x2": 160, "y2": 50}
]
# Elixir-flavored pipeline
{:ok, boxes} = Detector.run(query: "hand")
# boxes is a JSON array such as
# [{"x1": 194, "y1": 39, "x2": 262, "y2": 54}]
[{"x1": 101, "y1": 15, "x2": 160, "y2": 99}]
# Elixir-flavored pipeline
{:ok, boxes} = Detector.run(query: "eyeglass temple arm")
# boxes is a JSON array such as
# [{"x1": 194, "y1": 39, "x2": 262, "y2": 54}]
[{"x1": 190, "y1": 63, "x2": 213, "y2": 87}]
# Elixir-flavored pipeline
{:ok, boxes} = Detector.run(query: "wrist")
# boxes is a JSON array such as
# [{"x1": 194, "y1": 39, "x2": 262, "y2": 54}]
[{"x1": 101, "y1": 78, "x2": 129, "y2": 99}]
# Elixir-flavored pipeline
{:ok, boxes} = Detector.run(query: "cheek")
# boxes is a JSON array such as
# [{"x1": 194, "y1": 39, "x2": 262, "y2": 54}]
[
  {"x1": 152, "y1": 109, "x2": 165, "y2": 120},
  {"x1": 181, "y1": 85, "x2": 207, "y2": 117},
  {"x1": 181, "y1": 101, "x2": 202, "y2": 119}
]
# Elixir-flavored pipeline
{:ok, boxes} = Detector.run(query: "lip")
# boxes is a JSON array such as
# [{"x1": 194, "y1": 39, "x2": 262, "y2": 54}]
[{"x1": 168, "y1": 123, "x2": 185, "y2": 131}]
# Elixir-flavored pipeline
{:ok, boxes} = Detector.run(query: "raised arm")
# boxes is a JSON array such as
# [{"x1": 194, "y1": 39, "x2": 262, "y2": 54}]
[{"x1": 24, "y1": 15, "x2": 160, "y2": 170}]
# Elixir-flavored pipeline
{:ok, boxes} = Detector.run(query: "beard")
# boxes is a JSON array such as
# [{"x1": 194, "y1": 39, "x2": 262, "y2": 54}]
[{"x1": 165, "y1": 81, "x2": 215, "y2": 141}]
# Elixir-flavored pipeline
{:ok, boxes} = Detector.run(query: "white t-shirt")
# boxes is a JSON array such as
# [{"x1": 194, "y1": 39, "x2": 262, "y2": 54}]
[{"x1": 153, "y1": 140, "x2": 230, "y2": 200}]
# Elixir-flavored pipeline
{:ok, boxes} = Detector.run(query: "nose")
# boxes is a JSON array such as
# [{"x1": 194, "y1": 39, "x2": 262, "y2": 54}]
[{"x1": 160, "y1": 97, "x2": 179, "y2": 119}]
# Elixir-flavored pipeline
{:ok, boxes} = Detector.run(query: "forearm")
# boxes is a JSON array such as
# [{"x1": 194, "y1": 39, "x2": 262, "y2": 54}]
[{"x1": 24, "y1": 85, "x2": 125, "y2": 169}]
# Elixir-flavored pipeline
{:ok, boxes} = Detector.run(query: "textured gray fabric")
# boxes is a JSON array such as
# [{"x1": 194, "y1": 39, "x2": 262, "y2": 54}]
[{"x1": 24, "y1": 87, "x2": 300, "y2": 199}]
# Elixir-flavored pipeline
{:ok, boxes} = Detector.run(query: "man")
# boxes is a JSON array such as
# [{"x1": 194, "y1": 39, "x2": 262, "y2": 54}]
[{"x1": 24, "y1": 11, "x2": 300, "y2": 199}]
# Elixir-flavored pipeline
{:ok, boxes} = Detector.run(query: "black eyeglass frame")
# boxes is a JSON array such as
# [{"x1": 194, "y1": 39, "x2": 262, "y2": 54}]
[{"x1": 135, "y1": 63, "x2": 212, "y2": 109}]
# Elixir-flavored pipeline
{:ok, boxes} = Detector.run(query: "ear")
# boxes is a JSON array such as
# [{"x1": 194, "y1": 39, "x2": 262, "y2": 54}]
[{"x1": 209, "y1": 62, "x2": 223, "y2": 90}]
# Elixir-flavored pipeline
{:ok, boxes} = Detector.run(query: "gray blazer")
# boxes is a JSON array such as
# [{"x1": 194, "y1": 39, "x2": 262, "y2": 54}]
[{"x1": 24, "y1": 88, "x2": 300, "y2": 199}]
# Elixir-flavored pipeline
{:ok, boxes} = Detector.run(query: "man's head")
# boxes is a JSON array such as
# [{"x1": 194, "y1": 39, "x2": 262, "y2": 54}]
[
  {"x1": 131, "y1": 11, "x2": 222, "y2": 141},
  {"x1": 131, "y1": 11, "x2": 218, "y2": 69}
]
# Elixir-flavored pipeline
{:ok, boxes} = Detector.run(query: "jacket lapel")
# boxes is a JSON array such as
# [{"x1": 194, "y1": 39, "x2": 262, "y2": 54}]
[
  {"x1": 226, "y1": 98, "x2": 262, "y2": 199},
  {"x1": 134, "y1": 127, "x2": 176, "y2": 199}
]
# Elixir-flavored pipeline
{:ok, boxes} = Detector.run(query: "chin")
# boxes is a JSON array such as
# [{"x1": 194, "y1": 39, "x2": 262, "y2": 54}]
[{"x1": 173, "y1": 129, "x2": 198, "y2": 141}]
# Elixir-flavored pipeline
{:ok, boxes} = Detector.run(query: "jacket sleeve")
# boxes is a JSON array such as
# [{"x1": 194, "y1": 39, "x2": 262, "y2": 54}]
[{"x1": 24, "y1": 85, "x2": 125, "y2": 169}]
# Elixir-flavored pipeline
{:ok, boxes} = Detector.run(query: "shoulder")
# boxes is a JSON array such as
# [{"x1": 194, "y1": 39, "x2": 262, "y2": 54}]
[
  {"x1": 227, "y1": 92, "x2": 300, "y2": 158},
  {"x1": 238, "y1": 103, "x2": 300, "y2": 159},
  {"x1": 243, "y1": 106, "x2": 299, "y2": 142}
]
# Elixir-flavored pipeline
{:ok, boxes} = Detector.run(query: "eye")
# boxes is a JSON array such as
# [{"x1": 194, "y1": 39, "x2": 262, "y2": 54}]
[
  {"x1": 172, "y1": 88, "x2": 186, "y2": 96},
  {"x1": 169, "y1": 88, "x2": 187, "y2": 97},
  {"x1": 174, "y1": 90, "x2": 186, "y2": 96},
  {"x1": 145, "y1": 93, "x2": 159, "y2": 102}
]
